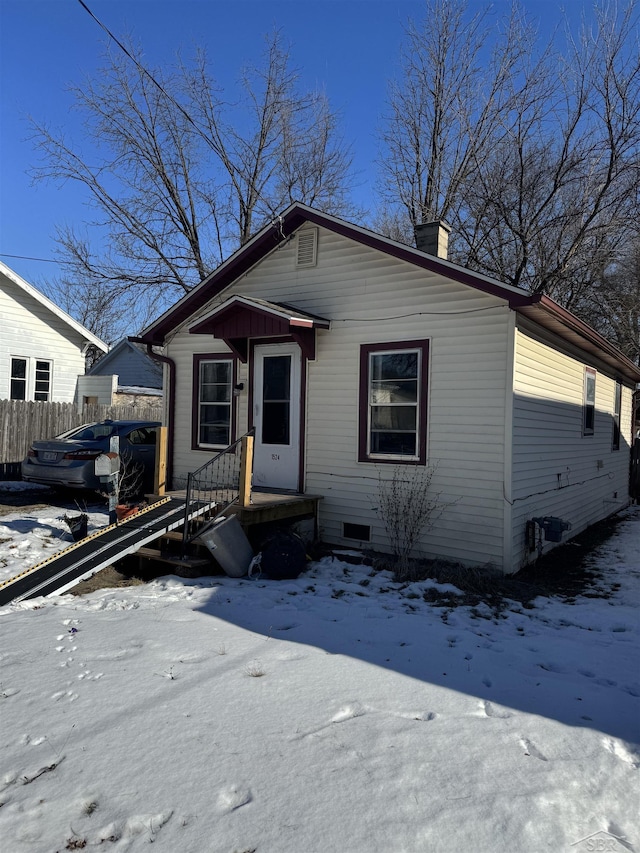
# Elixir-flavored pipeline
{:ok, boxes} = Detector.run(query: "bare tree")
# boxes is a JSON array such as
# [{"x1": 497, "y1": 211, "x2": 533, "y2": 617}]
[
  {"x1": 577, "y1": 235, "x2": 640, "y2": 365},
  {"x1": 378, "y1": 0, "x2": 539, "y2": 229},
  {"x1": 41, "y1": 265, "x2": 140, "y2": 346},
  {"x1": 30, "y1": 30, "x2": 355, "y2": 333},
  {"x1": 379, "y1": 1, "x2": 640, "y2": 340},
  {"x1": 460, "y1": 2, "x2": 640, "y2": 299},
  {"x1": 183, "y1": 33, "x2": 357, "y2": 246}
]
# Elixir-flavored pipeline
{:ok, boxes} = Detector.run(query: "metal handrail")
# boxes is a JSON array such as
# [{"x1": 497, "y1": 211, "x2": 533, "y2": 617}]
[{"x1": 181, "y1": 429, "x2": 254, "y2": 554}]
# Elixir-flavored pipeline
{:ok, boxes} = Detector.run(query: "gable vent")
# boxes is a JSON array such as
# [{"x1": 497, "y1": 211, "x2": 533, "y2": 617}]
[{"x1": 296, "y1": 228, "x2": 318, "y2": 268}]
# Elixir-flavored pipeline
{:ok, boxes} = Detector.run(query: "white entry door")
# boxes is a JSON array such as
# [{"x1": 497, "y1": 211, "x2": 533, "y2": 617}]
[{"x1": 252, "y1": 343, "x2": 302, "y2": 490}]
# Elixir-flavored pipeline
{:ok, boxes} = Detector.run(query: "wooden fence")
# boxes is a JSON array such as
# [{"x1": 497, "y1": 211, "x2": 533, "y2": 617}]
[{"x1": 0, "y1": 400, "x2": 164, "y2": 479}]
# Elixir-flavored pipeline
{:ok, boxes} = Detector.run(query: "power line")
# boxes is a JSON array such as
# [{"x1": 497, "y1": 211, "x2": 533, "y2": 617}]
[
  {"x1": 76, "y1": 0, "x2": 218, "y2": 155},
  {"x1": 0, "y1": 252, "x2": 59, "y2": 264}
]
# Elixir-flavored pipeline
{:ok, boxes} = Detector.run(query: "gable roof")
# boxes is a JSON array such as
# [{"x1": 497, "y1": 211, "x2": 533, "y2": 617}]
[
  {"x1": 87, "y1": 338, "x2": 163, "y2": 387},
  {"x1": 138, "y1": 203, "x2": 640, "y2": 383},
  {"x1": 189, "y1": 295, "x2": 331, "y2": 362},
  {"x1": 0, "y1": 260, "x2": 108, "y2": 353}
]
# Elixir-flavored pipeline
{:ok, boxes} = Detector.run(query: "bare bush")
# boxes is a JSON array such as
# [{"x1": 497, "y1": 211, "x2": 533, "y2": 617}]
[{"x1": 375, "y1": 465, "x2": 454, "y2": 581}]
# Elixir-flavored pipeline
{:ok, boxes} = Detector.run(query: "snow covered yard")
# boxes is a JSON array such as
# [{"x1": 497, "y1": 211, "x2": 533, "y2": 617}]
[{"x1": 0, "y1": 487, "x2": 638, "y2": 853}]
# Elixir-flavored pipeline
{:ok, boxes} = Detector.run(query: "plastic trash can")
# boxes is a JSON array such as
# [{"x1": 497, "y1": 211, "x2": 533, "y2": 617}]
[{"x1": 199, "y1": 515, "x2": 254, "y2": 577}]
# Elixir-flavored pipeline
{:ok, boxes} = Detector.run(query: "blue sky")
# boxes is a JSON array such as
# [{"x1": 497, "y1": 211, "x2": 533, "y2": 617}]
[{"x1": 1, "y1": 0, "x2": 592, "y2": 289}]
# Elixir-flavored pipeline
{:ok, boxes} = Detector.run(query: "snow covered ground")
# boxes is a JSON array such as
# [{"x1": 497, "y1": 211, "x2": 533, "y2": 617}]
[{"x1": 0, "y1": 485, "x2": 638, "y2": 853}]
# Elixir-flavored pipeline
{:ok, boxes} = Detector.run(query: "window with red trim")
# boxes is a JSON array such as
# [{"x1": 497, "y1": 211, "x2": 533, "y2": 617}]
[
  {"x1": 612, "y1": 381, "x2": 622, "y2": 451},
  {"x1": 193, "y1": 354, "x2": 236, "y2": 449},
  {"x1": 359, "y1": 340, "x2": 429, "y2": 463},
  {"x1": 583, "y1": 367, "x2": 596, "y2": 436}
]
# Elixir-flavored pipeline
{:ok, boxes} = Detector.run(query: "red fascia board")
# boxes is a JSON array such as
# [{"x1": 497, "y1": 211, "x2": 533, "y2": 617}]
[
  {"x1": 297, "y1": 208, "x2": 533, "y2": 307},
  {"x1": 139, "y1": 211, "x2": 308, "y2": 344},
  {"x1": 138, "y1": 205, "x2": 637, "y2": 382},
  {"x1": 517, "y1": 295, "x2": 640, "y2": 383},
  {"x1": 138, "y1": 205, "x2": 528, "y2": 344}
]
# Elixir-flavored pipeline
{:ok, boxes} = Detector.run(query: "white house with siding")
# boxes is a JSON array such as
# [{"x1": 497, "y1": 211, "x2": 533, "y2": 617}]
[
  {"x1": 138, "y1": 204, "x2": 640, "y2": 573},
  {"x1": 0, "y1": 260, "x2": 108, "y2": 404},
  {"x1": 76, "y1": 338, "x2": 163, "y2": 412}
]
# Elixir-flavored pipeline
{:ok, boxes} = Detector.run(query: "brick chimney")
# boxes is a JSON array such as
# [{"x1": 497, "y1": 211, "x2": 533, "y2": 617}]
[{"x1": 414, "y1": 221, "x2": 451, "y2": 260}]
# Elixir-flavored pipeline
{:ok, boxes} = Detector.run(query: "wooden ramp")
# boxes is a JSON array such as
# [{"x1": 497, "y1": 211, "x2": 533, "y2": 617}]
[{"x1": 0, "y1": 497, "x2": 209, "y2": 606}]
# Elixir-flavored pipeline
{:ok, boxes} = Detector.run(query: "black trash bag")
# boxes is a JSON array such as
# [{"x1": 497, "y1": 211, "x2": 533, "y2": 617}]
[
  {"x1": 64, "y1": 513, "x2": 88, "y2": 542},
  {"x1": 259, "y1": 530, "x2": 307, "y2": 580}
]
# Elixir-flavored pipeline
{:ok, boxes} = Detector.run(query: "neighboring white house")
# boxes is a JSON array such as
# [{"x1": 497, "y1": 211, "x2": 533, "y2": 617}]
[
  {"x1": 0, "y1": 260, "x2": 108, "y2": 403},
  {"x1": 76, "y1": 338, "x2": 163, "y2": 412},
  {"x1": 138, "y1": 204, "x2": 640, "y2": 574}
]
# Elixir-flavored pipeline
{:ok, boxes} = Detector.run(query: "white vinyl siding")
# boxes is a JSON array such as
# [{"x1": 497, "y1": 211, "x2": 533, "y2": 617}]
[
  {"x1": 0, "y1": 275, "x2": 93, "y2": 403},
  {"x1": 166, "y1": 223, "x2": 635, "y2": 572},
  {"x1": 511, "y1": 321, "x2": 633, "y2": 569},
  {"x1": 168, "y1": 224, "x2": 511, "y2": 569}
]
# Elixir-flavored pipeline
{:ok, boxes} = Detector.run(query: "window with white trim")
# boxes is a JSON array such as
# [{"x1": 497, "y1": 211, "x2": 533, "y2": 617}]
[
  {"x1": 10, "y1": 356, "x2": 51, "y2": 401},
  {"x1": 10, "y1": 357, "x2": 27, "y2": 400},
  {"x1": 583, "y1": 367, "x2": 596, "y2": 436},
  {"x1": 195, "y1": 356, "x2": 234, "y2": 448},
  {"x1": 34, "y1": 360, "x2": 51, "y2": 401},
  {"x1": 359, "y1": 340, "x2": 429, "y2": 463}
]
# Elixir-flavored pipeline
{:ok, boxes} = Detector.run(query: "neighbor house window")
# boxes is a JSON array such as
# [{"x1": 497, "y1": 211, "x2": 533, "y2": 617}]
[
  {"x1": 359, "y1": 340, "x2": 429, "y2": 464},
  {"x1": 612, "y1": 381, "x2": 622, "y2": 451},
  {"x1": 34, "y1": 360, "x2": 51, "y2": 401},
  {"x1": 10, "y1": 357, "x2": 27, "y2": 400},
  {"x1": 193, "y1": 354, "x2": 235, "y2": 449},
  {"x1": 583, "y1": 367, "x2": 596, "y2": 436},
  {"x1": 10, "y1": 357, "x2": 51, "y2": 401}
]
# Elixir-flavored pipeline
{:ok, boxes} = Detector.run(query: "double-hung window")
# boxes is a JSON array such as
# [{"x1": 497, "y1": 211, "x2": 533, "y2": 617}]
[
  {"x1": 10, "y1": 357, "x2": 27, "y2": 400},
  {"x1": 193, "y1": 354, "x2": 235, "y2": 449},
  {"x1": 34, "y1": 360, "x2": 51, "y2": 401},
  {"x1": 10, "y1": 357, "x2": 51, "y2": 401},
  {"x1": 583, "y1": 367, "x2": 596, "y2": 436},
  {"x1": 612, "y1": 381, "x2": 622, "y2": 451},
  {"x1": 359, "y1": 340, "x2": 429, "y2": 464}
]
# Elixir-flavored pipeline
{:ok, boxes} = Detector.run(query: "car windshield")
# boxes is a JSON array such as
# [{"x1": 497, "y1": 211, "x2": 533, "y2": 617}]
[{"x1": 64, "y1": 423, "x2": 116, "y2": 441}]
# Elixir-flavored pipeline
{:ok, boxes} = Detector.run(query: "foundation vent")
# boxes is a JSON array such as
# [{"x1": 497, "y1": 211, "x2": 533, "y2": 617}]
[{"x1": 343, "y1": 522, "x2": 371, "y2": 542}]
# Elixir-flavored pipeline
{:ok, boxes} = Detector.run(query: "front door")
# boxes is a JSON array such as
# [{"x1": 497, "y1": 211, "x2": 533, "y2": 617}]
[{"x1": 252, "y1": 343, "x2": 302, "y2": 490}]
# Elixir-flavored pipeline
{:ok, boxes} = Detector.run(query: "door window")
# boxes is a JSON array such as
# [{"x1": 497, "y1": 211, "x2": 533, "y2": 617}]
[{"x1": 262, "y1": 355, "x2": 291, "y2": 445}]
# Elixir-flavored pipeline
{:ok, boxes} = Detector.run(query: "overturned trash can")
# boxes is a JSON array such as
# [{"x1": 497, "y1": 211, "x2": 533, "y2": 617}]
[{"x1": 200, "y1": 515, "x2": 254, "y2": 577}]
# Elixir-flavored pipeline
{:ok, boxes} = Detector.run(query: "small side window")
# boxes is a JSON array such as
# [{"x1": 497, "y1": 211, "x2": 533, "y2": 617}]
[
  {"x1": 612, "y1": 381, "x2": 622, "y2": 451},
  {"x1": 583, "y1": 367, "x2": 596, "y2": 436},
  {"x1": 34, "y1": 360, "x2": 51, "y2": 402}
]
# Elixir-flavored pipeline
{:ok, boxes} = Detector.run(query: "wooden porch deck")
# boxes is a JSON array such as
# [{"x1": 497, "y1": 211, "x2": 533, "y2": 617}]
[{"x1": 159, "y1": 489, "x2": 322, "y2": 533}]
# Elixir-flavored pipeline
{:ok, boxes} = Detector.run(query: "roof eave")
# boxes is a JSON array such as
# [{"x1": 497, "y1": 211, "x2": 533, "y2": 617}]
[
  {"x1": 137, "y1": 203, "x2": 529, "y2": 344},
  {"x1": 516, "y1": 295, "x2": 640, "y2": 384},
  {"x1": 136, "y1": 204, "x2": 639, "y2": 382},
  {"x1": 0, "y1": 260, "x2": 109, "y2": 352}
]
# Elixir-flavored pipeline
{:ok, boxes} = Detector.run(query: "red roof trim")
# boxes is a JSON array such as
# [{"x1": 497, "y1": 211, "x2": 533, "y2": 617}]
[
  {"x1": 138, "y1": 204, "x2": 530, "y2": 344},
  {"x1": 516, "y1": 295, "x2": 640, "y2": 383},
  {"x1": 137, "y1": 203, "x2": 639, "y2": 381}
]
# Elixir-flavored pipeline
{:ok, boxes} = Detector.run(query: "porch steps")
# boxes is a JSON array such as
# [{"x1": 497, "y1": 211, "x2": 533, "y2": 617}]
[
  {"x1": 134, "y1": 522, "x2": 217, "y2": 577},
  {"x1": 136, "y1": 546, "x2": 212, "y2": 575}
]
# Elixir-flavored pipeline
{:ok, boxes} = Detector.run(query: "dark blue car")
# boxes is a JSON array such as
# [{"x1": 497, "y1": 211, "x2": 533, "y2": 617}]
[{"x1": 21, "y1": 419, "x2": 160, "y2": 495}]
